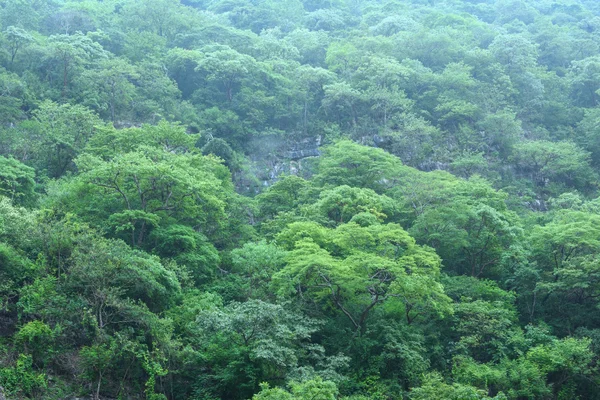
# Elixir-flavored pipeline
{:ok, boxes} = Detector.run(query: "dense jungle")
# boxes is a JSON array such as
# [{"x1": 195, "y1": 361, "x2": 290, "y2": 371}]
[{"x1": 3, "y1": 0, "x2": 600, "y2": 399}]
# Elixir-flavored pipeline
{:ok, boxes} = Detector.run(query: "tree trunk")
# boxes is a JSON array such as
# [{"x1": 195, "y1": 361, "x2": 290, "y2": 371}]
[
  {"x1": 95, "y1": 371, "x2": 103, "y2": 400},
  {"x1": 62, "y1": 57, "x2": 69, "y2": 99}
]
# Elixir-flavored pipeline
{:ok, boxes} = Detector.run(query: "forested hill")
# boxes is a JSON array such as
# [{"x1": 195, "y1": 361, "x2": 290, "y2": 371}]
[{"x1": 4, "y1": 0, "x2": 600, "y2": 399}]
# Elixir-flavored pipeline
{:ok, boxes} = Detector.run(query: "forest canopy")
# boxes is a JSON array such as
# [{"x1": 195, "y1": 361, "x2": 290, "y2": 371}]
[{"x1": 2, "y1": 0, "x2": 600, "y2": 399}]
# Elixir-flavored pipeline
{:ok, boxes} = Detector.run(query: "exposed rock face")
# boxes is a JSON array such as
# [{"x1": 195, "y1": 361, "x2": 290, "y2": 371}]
[
  {"x1": 0, "y1": 385, "x2": 6, "y2": 400},
  {"x1": 418, "y1": 161, "x2": 450, "y2": 172},
  {"x1": 0, "y1": 313, "x2": 17, "y2": 337},
  {"x1": 286, "y1": 148, "x2": 321, "y2": 160},
  {"x1": 235, "y1": 134, "x2": 322, "y2": 194},
  {"x1": 112, "y1": 121, "x2": 143, "y2": 129},
  {"x1": 285, "y1": 135, "x2": 321, "y2": 160},
  {"x1": 525, "y1": 199, "x2": 548, "y2": 212}
]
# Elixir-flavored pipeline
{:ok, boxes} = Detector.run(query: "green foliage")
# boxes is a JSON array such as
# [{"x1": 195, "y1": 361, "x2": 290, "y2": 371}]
[
  {"x1": 401, "y1": 175, "x2": 521, "y2": 278},
  {"x1": 8, "y1": 100, "x2": 104, "y2": 178},
  {"x1": 86, "y1": 121, "x2": 198, "y2": 157},
  {"x1": 64, "y1": 145, "x2": 230, "y2": 246},
  {"x1": 315, "y1": 140, "x2": 409, "y2": 192},
  {"x1": 410, "y1": 373, "x2": 506, "y2": 400},
  {"x1": 511, "y1": 140, "x2": 597, "y2": 194},
  {"x1": 0, "y1": 354, "x2": 47, "y2": 399},
  {"x1": 0, "y1": 68, "x2": 31, "y2": 122},
  {"x1": 0, "y1": 241, "x2": 37, "y2": 311},
  {"x1": 67, "y1": 234, "x2": 181, "y2": 316},
  {"x1": 80, "y1": 342, "x2": 117, "y2": 400},
  {"x1": 274, "y1": 222, "x2": 451, "y2": 332},
  {"x1": 193, "y1": 300, "x2": 324, "y2": 399},
  {"x1": 312, "y1": 185, "x2": 399, "y2": 225},
  {"x1": 0, "y1": 156, "x2": 36, "y2": 206},
  {"x1": 254, "y1": 378, "x2": 338, "y2": 400},
  {"x1": 3, "y1": 0, "x2": 600, "y2": 399},
  {"x1": 257, "y1": 175, "x2": 313, "y2": 220},
  {"x1": 150, "y1": 224, "x2": 220, "y2": 285},
  {"x1": 226, "y1": 240, "x2": 287, "y2": 300},
  {"x1": 14, "y1": 321, "x2": 54, "y2": 366}
]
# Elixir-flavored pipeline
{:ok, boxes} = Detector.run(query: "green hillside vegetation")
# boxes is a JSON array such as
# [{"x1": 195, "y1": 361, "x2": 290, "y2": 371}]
[{"x1": 2, "y1": 0, "x2": 600, "y2": 399}]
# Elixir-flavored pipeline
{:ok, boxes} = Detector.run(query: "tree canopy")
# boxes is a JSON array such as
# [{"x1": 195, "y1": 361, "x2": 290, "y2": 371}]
[{"x1": 3, "y1": 0, "x2": 600, "y2": 399}]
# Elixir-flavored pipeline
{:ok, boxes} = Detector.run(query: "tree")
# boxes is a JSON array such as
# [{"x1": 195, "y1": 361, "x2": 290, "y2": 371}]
[
  {"x1": 315, "y1": 140, "x2": 410, "y2": 193},
  {"x1": 409, "y1": 194, "x2": 520, "y2": 278},
  {"x1": 67, "y1": 234, "x2": 181, "y2": 320},
  {"x1": 304, "y1": 8, "x2": 350, "y2": 32},
  {"x1": 352, "y1": 55, "x2": 414, "y2": 125},
  {"x1": 576, "y1": 108, "x2": 600, "y2": 166},
  {"x1": 568, "y1": 56, "x2": 600, "y2": 107},
  {"x1": 76, "y1": 57, "x2": 139, "y2": 122},
  {"x1": 0, "y1": 241, "x2": 37, "y2": 313},
  {"x1": 284, "y1": 28, "x2": 330, "y2": 66},
  {"x1": 14, "y1": 321, "x2": 54, "y2": 367},
  {"x1": 71, "y1": 147, "x2": 229, "y2": 246},
  {"x1": 257, "y1": 175, "x2": 313, "y2": 220},
  {"x1": 376, "y1": 113, "x2": 441, "y2": 167},
  {"x1": 150, "y1": 224, "x2": 220, "y2": 285},
  {"x1": 488, "y1": 34, "x2": 544, "y2": 120},
  {"x1": 80, "y1": 341, "x2": 118, "y2": 400},
  {"x1": 4, "y1": 0, "x2": 600, "y2": 398},
  {"x1": 294, "y1": 65, "x2": 336, "y2": 133},
  {"x1": 510, "y1": 140, "x2": 596, "y2": 194},
  {"x1": 85, "y1": 120, "x2": 197, "y2": 158},
  {"x1": 45, "y1": 32, "x2": 107, "y2": 98},
  {"x1": 410, "y1": 373, "x2": 506, "y2": 400},
  {"x1": 273, "y1": 222, "x2": 451, "y2": 332},
  {"x1": 0, "y1": 0, "x2": 51, "y2": 30},
  {"x1": 228, "y1": 240, "x2": 287, "y2": 299},
  {"x1": 475, "y1": 110, "x2": 521, "y2": 158},
  {"x1": 194, "y1": 300, "x2": 322, "y2": 399},
  {"x1": 0, "y1": 68, "x2": 30, "y2": 122},
  {"x1": 452, "y1": 336, "x2": 594, "y2": 399},
  {"x1": 253, "y1": 378, "x2": 338, "y2": 400},
  {"x1": 3, "y1": 26, "x2": 34, "y2": 67},
  {"x1": 18, "y1": 100, "x2": 103, "y2": 178},
  {"x1": 0, "y1": 196, "x2": 37, "y2": 250},
  {"x1": 325, "y1": 41, "x2": 360, "y2": 77},
  {"x1": 0, "y1": 354, "x2": 47, "y2": 399},
  {"x1": 322, "y1": 82, "x2": 361, "y2": 129},
  {"x1": 529, "y1": 210, "x2": 600, "y2": 331},
  {"x1": 195, "y1": 44, "x2": 258, "y2": 103},
  {"x1": 133, "y1": 61, "x2": 182, "y2": 122},
  {"x1": 0, "y1": 156, "x2": 36, "y2": 206},
  {"x1": 312, "y1": 185, "x2": 399, "y2": 225},
  {"x1": 121, "y1": 0, "x2": 196, "y2": 40},
  {"x1": 165, "y1": 47, "x2": 204, "y2": 99}
]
